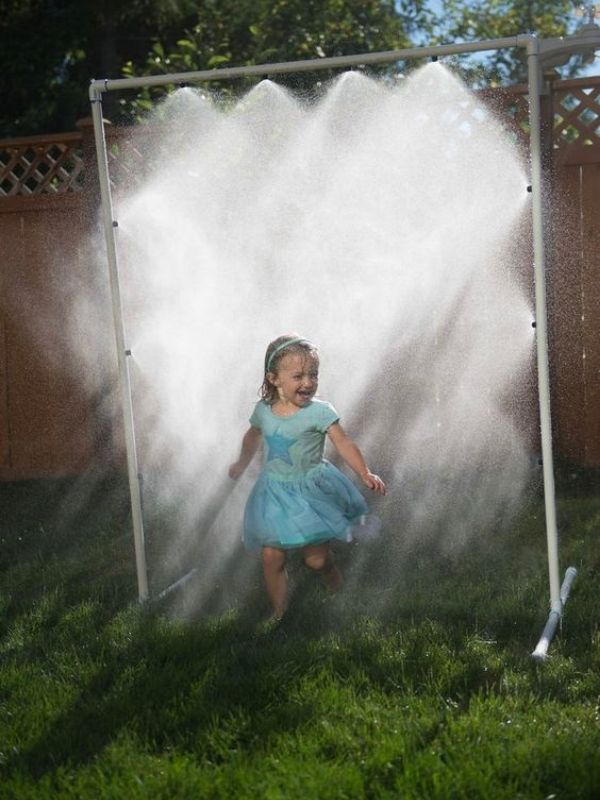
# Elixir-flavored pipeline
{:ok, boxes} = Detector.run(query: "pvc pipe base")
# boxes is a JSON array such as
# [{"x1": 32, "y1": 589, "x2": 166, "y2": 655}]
[
  {"x1": 531, "y1": 610, "x2": 560, "y2": 662},
  {"x1": 531, "y1": 566, "x2": 578, "y2": 662}
]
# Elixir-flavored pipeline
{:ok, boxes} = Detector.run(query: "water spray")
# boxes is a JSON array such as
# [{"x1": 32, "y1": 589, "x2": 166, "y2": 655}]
[{"x1": 88, "y1": 29, "x2": 599, "y2": 654}]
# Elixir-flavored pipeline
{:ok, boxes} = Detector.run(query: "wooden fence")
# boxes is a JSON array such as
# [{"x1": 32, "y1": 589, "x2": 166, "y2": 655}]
[{"x1": 1, "y1": 76, "x2": 599, "y2": 479}]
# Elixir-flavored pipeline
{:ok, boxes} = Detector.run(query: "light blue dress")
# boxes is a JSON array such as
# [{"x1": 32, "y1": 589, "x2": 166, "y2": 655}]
[{"x1": 243, "y1": 399, "x2": 369, "y2": 551}]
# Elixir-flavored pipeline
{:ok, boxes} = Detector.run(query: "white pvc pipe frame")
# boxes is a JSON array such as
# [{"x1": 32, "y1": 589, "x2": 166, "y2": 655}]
[{"x1": 89, "y1": 33, "x2": 590, "y2": 655}]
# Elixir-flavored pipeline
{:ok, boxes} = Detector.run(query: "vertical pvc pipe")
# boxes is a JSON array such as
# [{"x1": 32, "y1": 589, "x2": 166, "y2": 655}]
[
  {"x1": 89, "y1": 87, "x2": 149, "y2": 601},
  {"x1": 526, "y1": 39, "x2": 562, "y2": 613}
]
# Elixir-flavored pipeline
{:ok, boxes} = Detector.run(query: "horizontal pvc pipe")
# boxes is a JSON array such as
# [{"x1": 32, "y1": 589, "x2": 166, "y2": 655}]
[
  {"x1": 531, "y1": 566, "x2": 578, "y2": 662},
  {"x1": 156, "y1": 567, "x2": 199, "y2": 601},
  {"x1": 89, "y1": 36, "x2": 528, "y2": 96},
  {"x1": 531, "y1": 610, "x2": 561, "y2": 663},
  {"x1": 560, "y1": 566, "x2": 578, "y2": 606}
]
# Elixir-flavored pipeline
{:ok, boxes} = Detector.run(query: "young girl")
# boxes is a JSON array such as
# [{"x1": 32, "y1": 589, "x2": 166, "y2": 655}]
[{"x1": 229, "y1": 334, "x2": 386, "y2": 621}]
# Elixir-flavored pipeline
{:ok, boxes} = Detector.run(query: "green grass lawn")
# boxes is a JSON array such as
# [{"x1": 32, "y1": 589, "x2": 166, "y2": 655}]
[{"x1": 1, "y1": 470, "x2": 599, "y2": 799}]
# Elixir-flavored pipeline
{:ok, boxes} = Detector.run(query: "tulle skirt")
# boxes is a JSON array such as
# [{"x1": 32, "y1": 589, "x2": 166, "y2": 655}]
[{"x1": 243, "y1": 461, "x2": 369, "y2": 551}]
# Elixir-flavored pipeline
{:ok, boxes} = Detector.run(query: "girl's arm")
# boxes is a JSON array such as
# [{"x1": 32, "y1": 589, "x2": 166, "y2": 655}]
[
  {"x1": 327, "y1": 423, "x2": 386, "y2": 495},
  {"x1": 229, "y1": 426, "x2": 262, "y2": 479}
]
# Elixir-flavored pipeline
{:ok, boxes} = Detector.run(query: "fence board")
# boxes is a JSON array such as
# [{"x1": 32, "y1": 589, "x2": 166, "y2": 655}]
[
  {"x1": 549, "y1": 165, "x2": 586, "y2": 462},
  {"x1": 0, "y1": 195, "x2": 102, "y2": 478},
  {"x1": 581, "y1": 163, "x2": 600, "y2": 464},
  {"x1": 0, "y1": 319, "x2": 9, "y2": 467}
]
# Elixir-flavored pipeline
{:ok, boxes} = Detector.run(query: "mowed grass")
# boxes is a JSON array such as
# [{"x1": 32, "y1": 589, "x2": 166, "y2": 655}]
[{"x1": 1, "y1": 471, "x2": 600, "y2": 799}]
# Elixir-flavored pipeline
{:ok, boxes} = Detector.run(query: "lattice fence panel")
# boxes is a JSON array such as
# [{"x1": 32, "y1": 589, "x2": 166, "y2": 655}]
[
  {"x1": 0, "y1": 137, "x2": 84, "y2": 196},
  {"x1": 107, "y1": 131, "x2": 147, "y2": 192},
  {"x1": 554, "y1": 82, "x2": 600, "y2": 152},
  {"x1": 415, "y1": 87, "x2": 530, "y2": 158},
  {"x1": 107, "y1": 126, "x2": 173, "y2": 195}
]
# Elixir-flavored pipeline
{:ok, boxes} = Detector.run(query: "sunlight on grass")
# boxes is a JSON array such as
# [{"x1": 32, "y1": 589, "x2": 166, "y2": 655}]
[{"x1": 1, "y1": 475, "x2": 599, "y2": 797}]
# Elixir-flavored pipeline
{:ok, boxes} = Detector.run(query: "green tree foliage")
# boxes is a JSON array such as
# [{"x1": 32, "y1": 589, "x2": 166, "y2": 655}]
[
  {"x1": 120, "y1": 0, "x2": 420, "y2": 118},
  {"x1": 0, "y1": 1, "x2": 426, "y2": 134},
  {"x1": 0, "y1": 0, "x2": 591, "y2": 136},
  {"x1": 428, "y1": 0, "x2": 579, "y2": 85},
  {"x1": 0, "y1": 0, "x2": 199, "y2": 135},
  {"x1": 120, "y1": 0, "x2": 586, "y2": 120}
]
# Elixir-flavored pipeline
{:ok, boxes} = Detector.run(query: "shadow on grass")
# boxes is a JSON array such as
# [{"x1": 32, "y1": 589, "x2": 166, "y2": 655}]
[
  {"x1": 4, "y1": 600, "x2": 322, "y2": 778},
  {"x1": 0, "y1": 532, "x2": 544, "y2": 780},
  {"x1": 2, "y1": 471, "x2": 599, "y2": 782},
  {"x1": 0, "y1": 471, "x2": 134, "y2": 609}
]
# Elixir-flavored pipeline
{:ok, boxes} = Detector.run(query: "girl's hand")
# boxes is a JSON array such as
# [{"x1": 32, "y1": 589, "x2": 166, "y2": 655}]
[
  {"x1": 228, "y1": 462, "x2": 244, "y2": 480},
  {"x1": 361, "y1": 471, "x2": 387, "y2": 495},
  {"x1": 229, "y1": 426, "x2": 261, "y2": 480}
]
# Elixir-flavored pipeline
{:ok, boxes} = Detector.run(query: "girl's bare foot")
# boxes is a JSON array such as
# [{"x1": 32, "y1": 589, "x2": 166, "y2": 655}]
[{"x1": 260, "y1": 611, "x2": 284, "y2": 631}]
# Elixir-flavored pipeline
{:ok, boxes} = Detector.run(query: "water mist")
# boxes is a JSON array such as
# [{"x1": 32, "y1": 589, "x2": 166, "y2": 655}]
[{"x1": 83, "y1": 64, "x2": 536, "y2": 610}]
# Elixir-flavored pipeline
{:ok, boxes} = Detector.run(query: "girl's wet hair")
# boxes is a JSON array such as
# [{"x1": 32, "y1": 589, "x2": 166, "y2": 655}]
[{"x1": 260, "y1": 334, "x2": 319, "y2": 405}]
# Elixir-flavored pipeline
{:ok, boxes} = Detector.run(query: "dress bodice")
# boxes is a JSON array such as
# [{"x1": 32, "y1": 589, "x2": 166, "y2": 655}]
[{"x1": 249, "y1": 399, "x2": 339, "y2": 478}]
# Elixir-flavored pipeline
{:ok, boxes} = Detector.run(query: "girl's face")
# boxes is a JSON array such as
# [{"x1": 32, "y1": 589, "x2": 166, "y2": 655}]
[{"x1": 269, "y1": 353, "x2": 319, "y2": 408}]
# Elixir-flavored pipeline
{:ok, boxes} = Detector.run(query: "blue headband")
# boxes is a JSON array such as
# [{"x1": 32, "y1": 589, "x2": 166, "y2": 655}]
[{"x1": 266, "y1": 338, "x2": 314, "y2": 371}]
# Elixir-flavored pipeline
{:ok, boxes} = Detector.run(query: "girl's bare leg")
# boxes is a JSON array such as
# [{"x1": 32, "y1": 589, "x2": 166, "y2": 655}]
[
  {"x1": 303, "y1": 543, "x2": 342, "y2": 593},
  {"x1": 261, "y1": 546, "x2": 288, "y2": 618}
]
